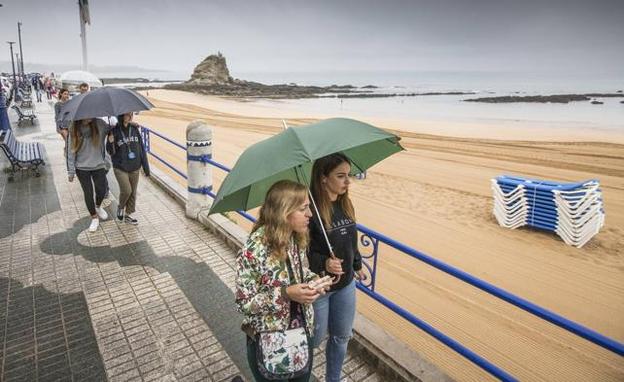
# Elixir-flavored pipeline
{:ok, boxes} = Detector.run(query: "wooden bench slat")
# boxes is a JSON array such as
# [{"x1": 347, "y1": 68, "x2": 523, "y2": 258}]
[{"x1": 0, "y1": 128, "x2": 45, "y2": 176}]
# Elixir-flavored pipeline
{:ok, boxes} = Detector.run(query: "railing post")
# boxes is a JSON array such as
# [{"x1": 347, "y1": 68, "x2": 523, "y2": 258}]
[{"x1": 186, "y1": 120, "x2": 213, "y2": 219}]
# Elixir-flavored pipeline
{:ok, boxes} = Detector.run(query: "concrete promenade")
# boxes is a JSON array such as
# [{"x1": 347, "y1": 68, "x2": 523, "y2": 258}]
[{"x1": 0, "y1": 99, "x2": 381, "y2": 381}]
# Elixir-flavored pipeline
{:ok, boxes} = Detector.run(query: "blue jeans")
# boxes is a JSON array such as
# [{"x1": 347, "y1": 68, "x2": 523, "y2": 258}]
[{"x1": 312, "y1": 279, "x2": 356, "y2": 382}]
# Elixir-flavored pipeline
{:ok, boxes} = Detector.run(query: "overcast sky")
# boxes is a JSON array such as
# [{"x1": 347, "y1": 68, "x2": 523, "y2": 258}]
[{"x1": 1, "y1": 0, "x2": 623, "y2": 75}]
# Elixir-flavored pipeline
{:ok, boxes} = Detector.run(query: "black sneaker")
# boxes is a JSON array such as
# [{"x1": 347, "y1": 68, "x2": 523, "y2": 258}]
[
  {"x1": 124, "y1": 215, "x2": 138, "y2": 225},
  {"x1": 116, "y1": 208, "x2": 124, "y2": 222}
]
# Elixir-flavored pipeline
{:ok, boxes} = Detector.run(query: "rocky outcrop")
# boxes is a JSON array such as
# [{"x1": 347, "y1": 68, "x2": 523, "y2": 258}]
[
  {"x1": 464, "y1": 93, "x2": 624, "y2": 104},
  {"x1": 165, "y1": 53, "x2": 477, "y2": 99},
  {"x1": 187, "y1": 52, "x2": 233, "y2": 86}
]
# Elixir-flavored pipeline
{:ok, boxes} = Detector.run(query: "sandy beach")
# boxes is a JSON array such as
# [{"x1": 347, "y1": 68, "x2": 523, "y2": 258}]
[{"x1": 136, "y1": 89, "x2": 624, "y2": 381}]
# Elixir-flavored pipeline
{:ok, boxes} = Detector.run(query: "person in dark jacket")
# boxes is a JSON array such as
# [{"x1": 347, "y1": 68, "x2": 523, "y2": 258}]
[
  {"x1": 307, "y1": 153, "x2": 366, "y2": 382},
  {"x1": 106, "y1": 112, "x2": 149, "y2": 225}
]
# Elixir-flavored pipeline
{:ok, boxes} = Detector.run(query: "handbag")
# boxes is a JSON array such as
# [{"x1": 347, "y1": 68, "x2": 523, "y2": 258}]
[{"x1": 255, "y1": 249, "x2": 311, "y2": 380}]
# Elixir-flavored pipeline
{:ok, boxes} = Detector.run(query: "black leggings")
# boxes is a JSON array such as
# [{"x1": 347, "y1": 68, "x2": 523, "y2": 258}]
[{"x1": 76, "y1": 168, "x2": 107, "y2": 216}]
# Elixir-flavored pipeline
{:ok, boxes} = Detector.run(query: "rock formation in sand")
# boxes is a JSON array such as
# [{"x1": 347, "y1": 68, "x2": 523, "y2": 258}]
[
  {"x1": 170, "y1": 53, "x2": 473, "y2": 99},
  {"x1": 187, "y1": 52, "x2": 233, "y2": 86}
]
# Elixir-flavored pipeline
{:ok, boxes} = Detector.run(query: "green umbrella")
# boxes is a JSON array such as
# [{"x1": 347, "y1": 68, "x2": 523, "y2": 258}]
[{"x1": 209, "y1": 117, "x2": 404, "y2": 215}]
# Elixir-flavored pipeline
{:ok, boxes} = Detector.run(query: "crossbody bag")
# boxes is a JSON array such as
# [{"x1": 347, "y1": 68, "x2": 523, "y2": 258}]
[{"x1": 255, "y1": 249, "x2": 311, "y2": 380}]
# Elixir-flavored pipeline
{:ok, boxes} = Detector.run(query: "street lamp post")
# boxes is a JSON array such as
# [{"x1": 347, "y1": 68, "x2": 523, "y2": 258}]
[
  {"x1": 17, "y1": 22, "x2": 25, "y2": 77},
  {"x1": 7, "y1": 41, "x2": 17, "y2": 100}
]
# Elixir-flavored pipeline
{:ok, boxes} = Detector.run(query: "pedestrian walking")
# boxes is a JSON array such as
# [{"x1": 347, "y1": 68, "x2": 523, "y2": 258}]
[
  {"x1": 66, "y1": 118, "x2": 113, "y2": 232},
  {"x1": 54, "y1": 88, "x2": 70, "y2": 138},
  {"x1": 106, "y1": 113, "x2": 150, "y2": 225},
  {"x1": 45, "y1": 78, "x2": 53, "y2": 99}
]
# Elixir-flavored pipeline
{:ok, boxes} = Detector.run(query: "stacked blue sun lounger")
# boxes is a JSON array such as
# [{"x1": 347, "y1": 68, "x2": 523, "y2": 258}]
[{"x1": 491, "y1": 175, "x2": 604, "y2": 248}]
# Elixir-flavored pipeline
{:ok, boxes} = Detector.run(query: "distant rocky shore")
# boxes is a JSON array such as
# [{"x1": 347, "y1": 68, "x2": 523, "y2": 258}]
[
  {"x1": 102, "y1": 77, "x2": 173, "y2": 85},
  {"x1": 162, "y1": 53, "x2": 474, "y2": 99},
  {"x1": 464, "y1": 92, "x2": 624, "y2": 104},
  {"x1": 135, "y1": 53, "x2": 624, "y2": 103}
]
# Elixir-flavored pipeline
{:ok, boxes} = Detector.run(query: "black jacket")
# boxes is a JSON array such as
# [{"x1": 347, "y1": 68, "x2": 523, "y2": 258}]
[
  {"x1": 307, "y1": 202, "x2": 362, "y2": 291},
  {"x1": 106, "y1": 123, "x2": 150, "y2": 175}
]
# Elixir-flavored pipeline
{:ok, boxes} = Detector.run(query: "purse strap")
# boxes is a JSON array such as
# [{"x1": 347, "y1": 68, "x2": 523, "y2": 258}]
[{"x1": 286, "y1": 244, "x2": 308, "y2": 333}]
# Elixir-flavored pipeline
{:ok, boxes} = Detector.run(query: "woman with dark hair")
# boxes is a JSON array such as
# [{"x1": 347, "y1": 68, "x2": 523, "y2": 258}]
[
  {"x1": 307, "y1": 153, "x2": 366, "y2": 382},
  {"x1": 106, "y1": 112, "x2": 149, "y2": 225},
  {"x1": 54, "y1": 88, "x2": 70, "y2": 140},
  {"x1": 236, "y1": 180, "x2": 328, "y2": 382},
  {"x1": 66, "y1": 118, "x2": 113, "y2": 232}
]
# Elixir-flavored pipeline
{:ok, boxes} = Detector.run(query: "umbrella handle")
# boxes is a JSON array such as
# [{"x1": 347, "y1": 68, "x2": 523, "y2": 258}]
[{"x1": 326, "y1": 250, "x2": 342, "y2": 285}]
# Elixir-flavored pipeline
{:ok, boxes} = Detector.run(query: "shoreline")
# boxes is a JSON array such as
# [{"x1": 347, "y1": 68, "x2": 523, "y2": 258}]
[{"x1": 141, "y1": 89, "x2": 624, "y2": 143}]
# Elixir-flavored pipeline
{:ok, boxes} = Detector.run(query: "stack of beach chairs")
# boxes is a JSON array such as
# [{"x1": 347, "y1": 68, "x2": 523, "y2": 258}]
[{"x1": 491, "y1": 175, "x2": 605, "y2": 248}]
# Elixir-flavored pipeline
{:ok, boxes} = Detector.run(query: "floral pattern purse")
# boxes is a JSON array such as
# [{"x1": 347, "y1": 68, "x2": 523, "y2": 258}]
[
  {"x1": 256, "y1": 252, "x2": 311, "y2": 380},
  {"x1": 257, "y1": 326, "x2": 310, "y2": 379}
]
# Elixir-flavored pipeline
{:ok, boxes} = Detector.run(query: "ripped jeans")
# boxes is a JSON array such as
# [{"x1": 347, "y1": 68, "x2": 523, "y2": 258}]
[{"x1": 312, "y1": 279, "x2": 356, "y2": 382}]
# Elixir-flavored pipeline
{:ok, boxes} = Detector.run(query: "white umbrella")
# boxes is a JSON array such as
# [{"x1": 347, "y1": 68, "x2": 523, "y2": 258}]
[{"x1": 59, "y1": 70, "x2": 103, "y2": 88}]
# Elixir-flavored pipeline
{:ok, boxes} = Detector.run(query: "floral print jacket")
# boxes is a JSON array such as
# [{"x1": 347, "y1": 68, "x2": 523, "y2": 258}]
[{"x1": 235, "y1": 227, "x2": 317, "y2": 336}]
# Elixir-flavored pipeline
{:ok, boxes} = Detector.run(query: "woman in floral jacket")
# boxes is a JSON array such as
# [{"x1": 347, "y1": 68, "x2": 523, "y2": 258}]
[{"x1": 236, "y1": 180, "x2": 323, "y2": 382}]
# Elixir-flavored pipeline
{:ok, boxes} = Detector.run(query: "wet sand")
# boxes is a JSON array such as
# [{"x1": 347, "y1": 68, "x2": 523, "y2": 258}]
[{"x1": 136, "y1": 89, "x2": 624, "y2": 381}]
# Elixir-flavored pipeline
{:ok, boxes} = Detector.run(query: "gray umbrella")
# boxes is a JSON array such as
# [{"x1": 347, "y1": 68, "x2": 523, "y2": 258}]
[{"x1": 60, "y1": 86, "x2": 154, "y2": 122}]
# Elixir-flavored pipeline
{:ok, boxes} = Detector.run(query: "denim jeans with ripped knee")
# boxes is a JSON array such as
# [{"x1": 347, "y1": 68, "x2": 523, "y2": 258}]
[{"x1": 312, "y1": 279, "x2": 356, "y2": 382}]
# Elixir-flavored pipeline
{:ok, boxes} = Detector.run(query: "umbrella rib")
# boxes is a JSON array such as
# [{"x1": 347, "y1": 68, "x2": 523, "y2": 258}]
[{"x1": 289, "y1": 127, "x2": 314, "y2": 160}]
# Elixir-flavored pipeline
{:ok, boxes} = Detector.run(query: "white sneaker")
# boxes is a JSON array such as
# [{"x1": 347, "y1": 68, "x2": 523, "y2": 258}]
[
  {"x1": 88, "y1": 218, "x2": 99, "y2": 232},
  {"x1": 96, "y1": 207, "x2": 108, "y2": 220},
  {"x1": 124, "y1": 214, "x2": 138, "y2": 225}
]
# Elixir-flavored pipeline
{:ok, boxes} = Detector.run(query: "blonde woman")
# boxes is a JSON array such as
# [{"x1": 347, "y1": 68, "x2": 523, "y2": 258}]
[
  {"x1": 66, "y1": 118, "x2": 112, "y2": 232},
  {"x1": 236, "y1": 180, "x2": 328, "y2": 382}
]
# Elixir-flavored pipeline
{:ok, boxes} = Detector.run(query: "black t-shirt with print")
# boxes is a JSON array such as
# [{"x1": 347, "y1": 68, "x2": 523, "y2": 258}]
[{"x1": 308, "y1": 201, "x2": 362, "y2": 291}]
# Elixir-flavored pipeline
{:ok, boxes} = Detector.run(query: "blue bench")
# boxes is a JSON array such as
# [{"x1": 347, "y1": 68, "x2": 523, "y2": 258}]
[
  {"x1": 0, "y1": 128, "x2": 45, "y2": 181},
  {"x1": 11, "y1": 105, "x2": 37, "y2": 126}
]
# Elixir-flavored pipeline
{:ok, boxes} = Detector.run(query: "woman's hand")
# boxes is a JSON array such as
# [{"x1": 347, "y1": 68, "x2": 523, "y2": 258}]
[
  {"x1": 325, "y1": 257, "x2": 344, "y2": 275},
  {"x1": 354, "y1": 269, "x2": 368, "y2": 281},
  {"x1": 286, "y1": 284, "x2": 320, "y2": 304},
  {"x1": 308, "y1": 276, "x2": 332, "y2": 295}
]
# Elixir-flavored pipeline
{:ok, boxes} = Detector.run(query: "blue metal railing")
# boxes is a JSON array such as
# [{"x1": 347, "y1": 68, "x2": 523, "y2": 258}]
[{"x1": 140, "y1": 126, "x2": 624, "y2": 381}]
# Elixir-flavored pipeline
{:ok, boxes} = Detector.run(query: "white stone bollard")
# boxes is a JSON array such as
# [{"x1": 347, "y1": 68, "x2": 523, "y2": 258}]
[{"x1": 186, "y1": 120, "x2": 213, "y2": 219}]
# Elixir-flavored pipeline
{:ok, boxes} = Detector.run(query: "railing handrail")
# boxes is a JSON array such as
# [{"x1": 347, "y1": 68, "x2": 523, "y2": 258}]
[
  {"x1": 140, "y1": 126, "x2": 624, "y2": 381},
  {"x1": 356, "y1": 224, "x2": 624, "y2": 356}
]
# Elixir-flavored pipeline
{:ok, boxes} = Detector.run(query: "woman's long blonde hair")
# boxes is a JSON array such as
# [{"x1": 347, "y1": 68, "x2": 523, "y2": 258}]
[
  {"x1": 310, "y1": 153, "x2": 356, "y2": 228},
  {"x1": 252, "y1": 180, "x2": 309, "y2": 261},
  {"x1": 70, "y1": 119, "x2": 99, "y2": 153}
]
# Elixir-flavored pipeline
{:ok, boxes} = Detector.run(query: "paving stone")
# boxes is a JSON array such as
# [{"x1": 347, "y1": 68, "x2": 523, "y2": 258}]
[{"x1": 0, "y1": 103, "x2": 375, "y2": 382}]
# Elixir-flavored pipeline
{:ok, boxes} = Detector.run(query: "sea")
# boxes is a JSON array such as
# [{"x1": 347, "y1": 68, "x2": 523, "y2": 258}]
[{"x1": 101, "y1": 69, "x2": 624, "y2": 131}]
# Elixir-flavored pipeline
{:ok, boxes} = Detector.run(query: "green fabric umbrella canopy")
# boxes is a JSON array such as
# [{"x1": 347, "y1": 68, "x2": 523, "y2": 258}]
[{"x1": 209, "y1": 117, "x2": 404, "y2": 214}]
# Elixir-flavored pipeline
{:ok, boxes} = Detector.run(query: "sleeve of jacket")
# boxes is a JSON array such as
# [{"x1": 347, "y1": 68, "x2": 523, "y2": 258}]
[
  {"x1": 307, "y1": 216, "x2": 330, "y2": 275},
  {"x1": 138, "y1": 131, "x2": 150, "y2": 176},
  {"x1": 235, "y1": 239, "x2": 283, "y2": 316},
  {"x1": 66, "y1": 126, "x2": 76, "y2": 176}
]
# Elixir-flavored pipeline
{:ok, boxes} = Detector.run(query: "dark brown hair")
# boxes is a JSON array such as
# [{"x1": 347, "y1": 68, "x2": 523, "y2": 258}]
[
  {"x1": 310, "y1": 153, "x2": 355, "y2": 228},
  {"x1": 70, "y1": 119, "x2": 99, "y2": 153}
]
